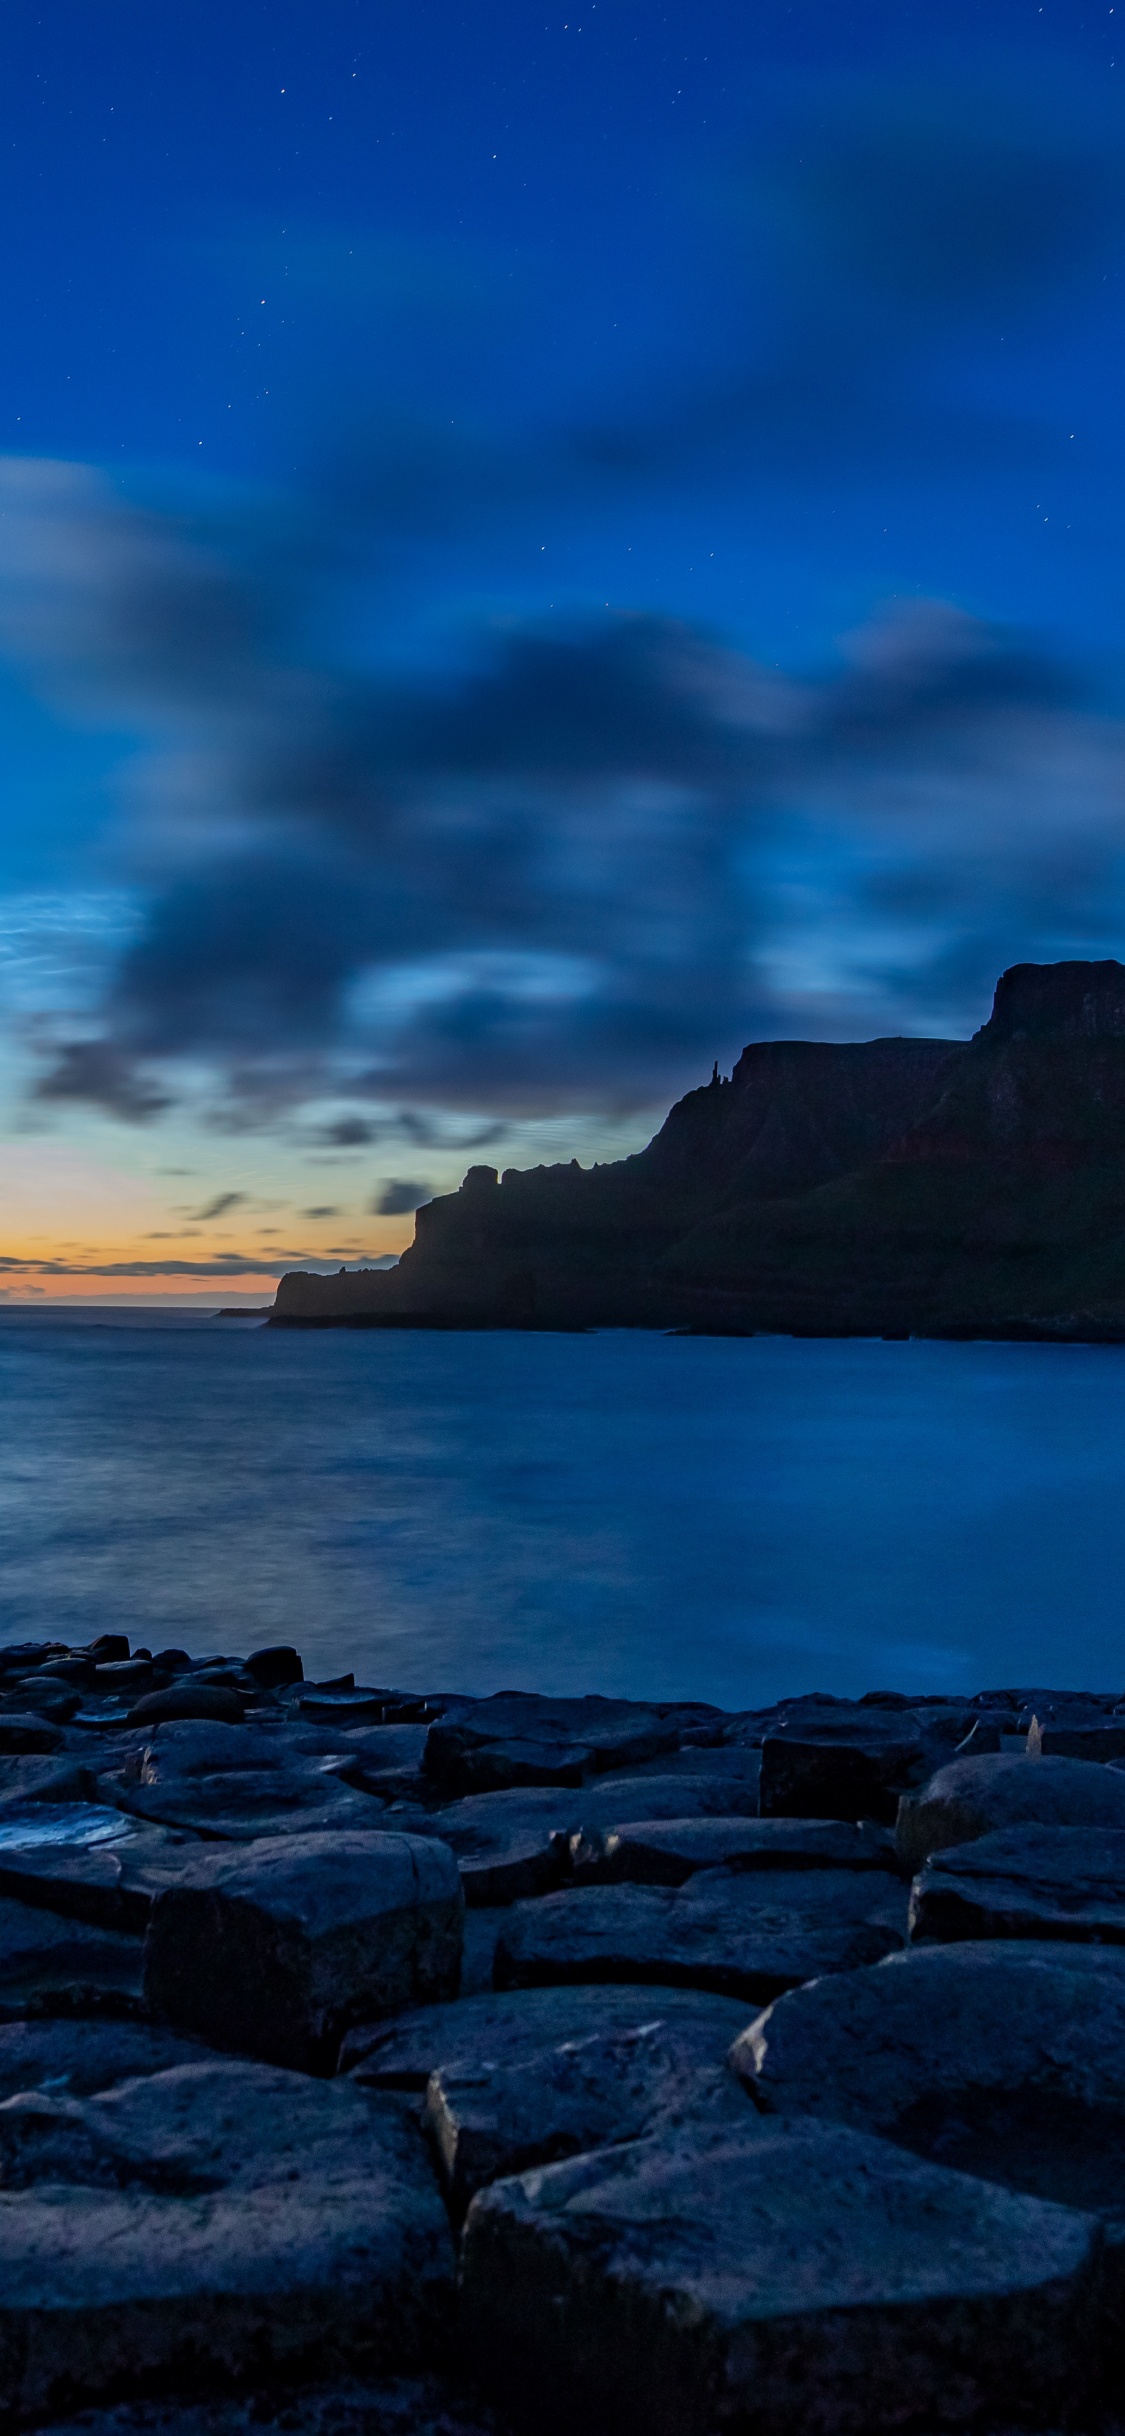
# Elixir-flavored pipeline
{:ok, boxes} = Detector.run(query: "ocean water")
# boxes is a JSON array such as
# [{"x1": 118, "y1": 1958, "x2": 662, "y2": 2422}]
[{"x1": 0, "y1": 1310, "x2": 1124, "y2": 1711}]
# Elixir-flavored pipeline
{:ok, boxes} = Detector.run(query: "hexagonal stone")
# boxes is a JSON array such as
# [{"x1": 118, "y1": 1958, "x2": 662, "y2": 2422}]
[
  {"x1": 0, "y1": 2017, "x2": 223, "y2": 2099},
  {"x1": 342, "y1": 1982, "x2": 755, "y2": 2090},
  {"x1": 0, "y1": 1894, "x2": 145, "y2": 2020},
  {"x1": 422, "y1": 1695, "x2": 680, "y2": 1797},
  {"x1": 143, "y1": 1831, "x2": 463, "y2": 2072},
  {"x1": 572, "y1": 1816, "x2": 898, "y2": 1888},
  {"x1": 759, "y1": 1711, "x2": 927, "y2": 1823},
  {"x1": 909, "y1": 1825, "x2": 1125, "y2": 1947},
  {"x1": 493, "y1": 1867, "x2": 908, "y2": 2003},
  {"x1": 426, "y1": 2011, "x2": 756, "y2": 2220},
  {"x1": 895, "y1": 1753, "x2": 1125, "y2": 1872},
  {"x1": 0, "y1": 2061, "x2": 455, "y2": 2424},
  {"x1": 460, "y1": 2120, "x2": 1102, "y2": 2436},
  {"x1": 732, "y1": 1939, "x2": 1125, "y2": 2217}
]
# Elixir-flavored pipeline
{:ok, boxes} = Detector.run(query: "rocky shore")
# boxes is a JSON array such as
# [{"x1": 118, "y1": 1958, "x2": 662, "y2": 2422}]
[{"x1": 5, "y1": 1643, "x2": 1125, "y2": 2431}]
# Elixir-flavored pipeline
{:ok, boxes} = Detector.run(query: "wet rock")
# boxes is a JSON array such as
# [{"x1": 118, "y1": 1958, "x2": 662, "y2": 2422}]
[
  {"x1": 733, "y1": 1939, "x2": 1125, "y2": 2217},
  {"x1": 335, "y1": 1724, "x2": 434, "y2": 1801},
  {"x1": 594, "y1": 1742, "x2": 762, "y2": 1800},
  {"x1": 243, "y1": 1644, "x2": 304, "y2": 1689},
  {"x1": 342, "y1": 1981, "x2": 755, "y2": 2089},
  {"x1": 910, "y1": 1824, "x2": 1125, "y2": 1946},
  {"x1": 759, "y1": 1709, "x2": 927, "y2": 1823},
  {"x1": 0, "y1": 1893, "x2": 145, "y2": 2019},
  {"x1": 126, "y1": 1685, "x2": 245, "y2": 1728},
  {"x1": 493, "y1": 1866, "x2": 908, "y2": 2003},
  {"x1": 0, "y1": 1820, "x2": 203, "y2": 1935},
  {"x1": 422, "y1": 1695, "x2": 680, "y2": 1798},
  {"x1": 95, "y1": 1661, "x2": 157, "y2": 1696},
  {"x1": 572, "y1": 1815, "x2": 898, "y2": 1887},
  {"x1": 0, "y1": 2061, "x2": 455, "y2": 2425},
  {"x1": 0, "y1": 1755, "x2": 95, "y2": 1805},
  {"x1": 0, "y1": 1715, "x2": 65, "y2": 1755},
  {"x1": 0, "y1": 2016, "x2": 223, "y2": 2098},
  {"x1": 426, "y1": 2010, "x2": 755, "y2": 2220},
  {"x1": 143, "y1": 1831, "x2": 464, "y2": 2071},
  {"x1": 6, "y1": 1677, "x2": 81, "y2": 1722},
  {"x1": 101, "y1": 1720, "x2": 388, "y2": 1841},
  {"x1": 895, "y1": 1751, "x2": 1125, "y2": 1871},
  {"x1": 460, "y1": 2120, "x2": 1102, "y2": 2436}
]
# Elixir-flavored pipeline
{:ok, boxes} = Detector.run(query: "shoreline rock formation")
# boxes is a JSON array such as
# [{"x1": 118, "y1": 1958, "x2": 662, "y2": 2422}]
[
  {"x1": 8, "y1": 1634, "x2": 1125, "y2": 2428},
  {"x1": 273, "y1": 959, "x2": 1125, "y2": 1338}
]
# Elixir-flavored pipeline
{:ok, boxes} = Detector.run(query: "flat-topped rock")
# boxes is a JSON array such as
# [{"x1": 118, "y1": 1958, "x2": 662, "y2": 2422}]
[
  {"x1": 572, "y1": 1815, "x2": 898, "y2": 1887},
  {"x1": 0, "y1": 1893, "x2": 145, "y2": 2020},
  {"x1": 759, "y1": 1710, "x2": 928, "y2": 1823},
  {"x1": 0, "y1": 2017, "x2": 223, "y2": 2099},
  {"x1": 733, "y1": 1939, "x2": 1125, "y2": 2216},
  {"x1": 896, "y1": 1751, "x2": 1125, "y2": 1870},
  {"x1": 426, "y1": 2012, "x2": 755, "y2": 2221},
  {"x1": 422, "y1": 1695, "x2": 681, "y2": 1797},
  {"x1": 0, "y1": 1756, "x2": 94, "y2": 1805},
  {"x1": 494, "y1": 1866, "x2": 908, "y2": 2003},
  {"x1": 460, "y1": 2120, "x2": 1103, "y2": 2436},
  {"x1": 341, "y1": 1981, "x2": 756, "y2": 2089},
  {"x1": 0, "y1": 1820, "x2": 205, "y2": 1935},
  {"x1": 143, "y1": 1831, "x2": 464, "y2": 2071},
  {"x1": 405, "y1": 1775, "x2": 768, "y2": 1908},
  {"x1": 910, "y1": 1824, "x2": 1125, "y2": 1946},
  {"x1": 100, "y1": 1720, "x2": 385, "y2": 1841},
  {"x1": 0, "y1": 2060, "x2": 455, "y2": 2425}
]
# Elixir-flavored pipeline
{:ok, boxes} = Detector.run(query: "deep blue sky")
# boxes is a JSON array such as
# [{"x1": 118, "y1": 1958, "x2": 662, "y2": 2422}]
[{"x1": 2, "y1": 1, "x2": 1125, "y2": 1289}]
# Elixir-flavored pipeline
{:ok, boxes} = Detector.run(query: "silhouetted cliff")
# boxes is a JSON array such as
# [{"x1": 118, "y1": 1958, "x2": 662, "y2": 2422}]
[{"x1": 272, "y1": 962, "x2": 1125, "y2": 1338}]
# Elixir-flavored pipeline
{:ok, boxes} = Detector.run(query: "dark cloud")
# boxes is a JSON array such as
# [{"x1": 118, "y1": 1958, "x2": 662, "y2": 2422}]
[
  {"x1": 374, "y1": 1179, "x2": 434, "y2": 1216},
  {"x1": 301, "y1": 1204, "x2": 339, "y2": 1218},
  {"x1": 192, "y1": 1192, "x2": 246, "y2": 1222}
]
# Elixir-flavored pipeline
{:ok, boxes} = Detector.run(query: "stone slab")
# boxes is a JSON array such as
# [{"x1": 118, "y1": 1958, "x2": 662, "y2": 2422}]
[
  {"x1": 910, "y1": 1825, "x2": 1125, "y2": 1946},
  {"x1": 732, "y1": 1938, "x2": 1125, "y2": 2218},
  {"x1": 573, "y1": 1816, "x2": 898, "y2": 1887},
  {"x1": 342, "y1": 1981, "x2": 757, "y2": 2090},
  {"x1": 0, "y1": 2017, "x2": 222, "y2": 2098},
  {"x1": 0, "y1": 1823, "x2": 205, "y2": 1935},
  {"x1": 759, "y1": 1712, "x2": 926, "y2": 1823},
  {"x1": 896, "y1": 1753, "x2": 1125, "y2": 1871},
  {"x1": 422, "y1": 1695, "x2": 681, "y2": 1797},
  {"x1": 143, "y1": 1831, "x2": 464, "y2": 2071},
  {"x1": 0, "y1": 2060, "x2": 455, "y2": 2424},
  {"x1": 460, "y1": 2120, "x2": 1102, "y2": 2436},
  {"x1": 493, "y1": 1867, "x2": 908, "y2": 2003},
  {"x1": 406, "y1": 1775, "x2": 769, "y2": 1909},
  {"x1": 426, "y1": 2012, "x2": 756, "y2": 2219},
  {"x1": 0, "y1": 1893, "x2": 145, "y2": 2020}
]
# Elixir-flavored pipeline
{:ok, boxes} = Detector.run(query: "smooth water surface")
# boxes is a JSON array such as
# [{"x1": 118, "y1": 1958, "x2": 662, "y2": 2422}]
[{"x1": 1, "y1": 1312, "x2": 1124, "y2": 1709}]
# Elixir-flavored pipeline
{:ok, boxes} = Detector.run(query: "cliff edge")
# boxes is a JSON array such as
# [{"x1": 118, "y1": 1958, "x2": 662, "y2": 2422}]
[{"x1": 272, "y1": 960, "x2": 1125, "y2": 1338}]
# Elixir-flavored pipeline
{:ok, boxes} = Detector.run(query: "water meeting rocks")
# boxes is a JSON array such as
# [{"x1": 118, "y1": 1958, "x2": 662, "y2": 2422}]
[
  {"x1": 459, "y1": 2120, "x2": 1103, "y2": 2436},
  {"x1": 142, "y1": 1830, "x2": 464, "y2": 2071},
  {"x1": 493, "y1": 1865, "x2": 908, "y2": 2001},
  {"x1": 0, "y1": 2061, "x2": 455, "y2": 2426},
  {"x1": 895, "y1": 1749, "x2": 1125, "y2": 1870},
  {"x1": 909, "y1": 1822, "x2": 1125, "y2": 1945}
]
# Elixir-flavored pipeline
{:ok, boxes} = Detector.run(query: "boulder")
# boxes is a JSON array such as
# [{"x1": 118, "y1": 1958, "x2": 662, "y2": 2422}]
[
  {"x1": 910, "y1": 1824, "x2": 1125, "y2": 1946},
  {"x1": 335, "y1": 1724, "x2": 433, "y2": 1801},
  {"x1": 0, "y1": 1757, "x2": 95, "y2": 1806},
  {"x1": 733, "y1": 1939, "x2": 1125, "y2": 2216},
  {"x1": 1029, "y1": 1718, "x2": 1125, "y2": 1760},
  {"x1": 426, "y1": 2012, "x2": 755, "y2": 2220},
  {"x1": 99, "y1": 1719, "x2": 388, "y2": 1842},
  {"x1": 0, "y1": 2017, "x2": 221, "y2": 2099},
  {"x1": 0, "y1": 1715, "x2": 64, "y2": 1755},
  {"x1": 0, "y1": 1821, "x2": 203, "y2": 1935},
  {"x1": 0, "y1": 2061, "x2": 455, "y2": 2424},
  {"x1": 0, "y1": 1893, "x2": 145, "y2": 2019},
  {"x1": 342, "y1": 1982, "x2": 756, "y2": 2091},
  {"x1": 572, "y1": 1816, "x2": 898, "y2": 1888},
  {"x1": 460, "y1": 2121, "x2": 1102, "y2": 2436},
  {"x1": 422, "y1": 1695, "x2": 680, "y2": 1797},
  {"x1": 143, "y1": 1831, "x2": 464, "y2": 2071},
  {"x1": 126, "y1": 1685, "x2": 245, "y2": 1728},
  {"x1": 759, "y1": 1711, "x2": 927, "y2": 1823},
  {"x1": 243, "y1": 1644, "x2": 304, "y2": 1689},
  {"x1": 895, "y1": 1751, "x2": 1125, "y2": 1871},
  {"x1": 493, "y1": 1867, "x2": 908, "y2": 2003}
]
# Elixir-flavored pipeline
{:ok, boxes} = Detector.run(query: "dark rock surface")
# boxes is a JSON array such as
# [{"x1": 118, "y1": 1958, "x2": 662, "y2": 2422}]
[
  {"x1": 422, "y1": 1694, "x2": 682, "y2": 1796},
  {"x1": 759, "y1": 1710, "x2": 928, "y2": 1822},
  {"x1": 570, "y1": 1813, "x2": 898, "y2": 1885},
  {"x1": 405, "y1": 1772, "x2": 768, "y2": 1907},
  {"x1": 0, "y1": 1893, "x2": 146, "y2": 2018},
  {"x1": 0, "y1": 2017, "x2": 224, "y2": 2098},
  {"x1": 493, "y1": 1865, "x2": 908, "y2": 2001},
  {"x1": 0, "y1": 2062, "x2": 455, "y2": 2426},
  {"x1": 896, "y1": 1750, "x2": 1125, "y2": 1869},
  {"x1": 340, "y1": 1981, "x2": 755, "y2": 2090},
  {"x1": 733, "y1": 1939, "x2": 1125, "y2": 2216},
  {"x1": 33, "y1": 2376, "x2": 506, "y2": 2436},
  {"x1": 143, "y1": 1831, "x2": 464, "y2": 2070},
  {"x1": 460, "y1": 2121, "x2": 1103, "y2": 2436},
  {"x1": 910, "y1": 1824, "x2": 1125, "y2": 1945}
]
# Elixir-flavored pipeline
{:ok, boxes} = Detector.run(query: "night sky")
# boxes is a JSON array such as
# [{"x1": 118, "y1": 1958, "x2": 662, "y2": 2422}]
[{"x1": 0, "y1": 1, "x2": 1123, "y2": 1295}]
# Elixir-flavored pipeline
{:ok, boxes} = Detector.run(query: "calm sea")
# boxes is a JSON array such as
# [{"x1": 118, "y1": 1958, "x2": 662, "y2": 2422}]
[{"x1": 0, "y1": 1310, "x2": 1122, "y2": 1710}]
